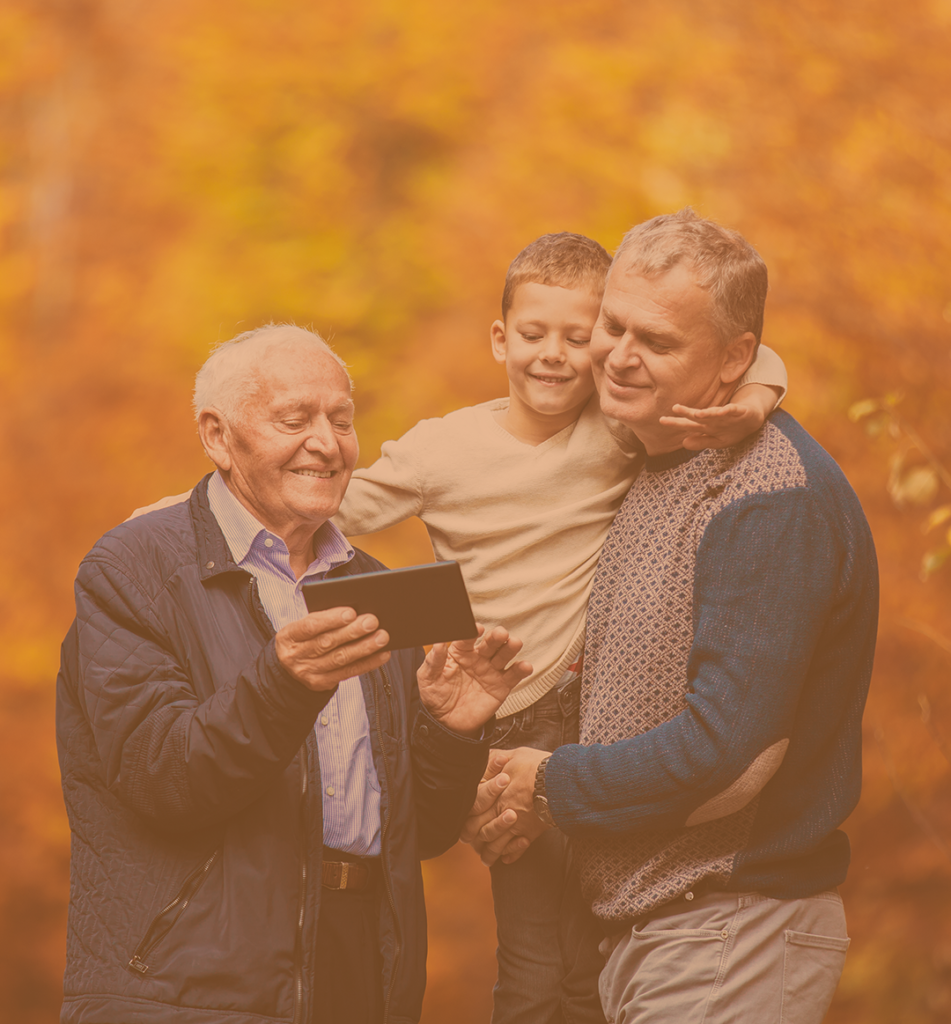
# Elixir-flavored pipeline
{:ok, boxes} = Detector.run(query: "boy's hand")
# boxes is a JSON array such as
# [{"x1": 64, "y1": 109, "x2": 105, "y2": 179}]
[
  {"x1": 417, "y1": 626, "x2": 532, "y2": 737},
  {"x1": 127, "y1": 489, "x2": 194, "y2": 520},
  {"x1": 660, "y1": 383, "x2": 782, "y2": 451}
]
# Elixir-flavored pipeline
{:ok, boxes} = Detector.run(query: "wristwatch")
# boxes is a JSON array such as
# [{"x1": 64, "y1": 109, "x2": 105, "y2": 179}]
[{"x1": 532, "y1": 756, "x2": 555, "y2": 826}]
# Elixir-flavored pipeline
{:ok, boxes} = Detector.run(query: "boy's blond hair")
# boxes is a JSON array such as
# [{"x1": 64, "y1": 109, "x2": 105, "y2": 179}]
[{"x1": 501, "y1": 232, "x2": 612, "y2": 318}]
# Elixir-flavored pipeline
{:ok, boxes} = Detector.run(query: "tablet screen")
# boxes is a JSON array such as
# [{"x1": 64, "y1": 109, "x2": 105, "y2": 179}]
[{"x1": 302, "y1": 560, "x2": 478, "y2": 651}]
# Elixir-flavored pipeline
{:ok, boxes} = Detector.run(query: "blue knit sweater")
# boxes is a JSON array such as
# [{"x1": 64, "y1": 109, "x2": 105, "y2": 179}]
[{"x1": 546, "y1": 411, "x2": 878, "y2": 923}]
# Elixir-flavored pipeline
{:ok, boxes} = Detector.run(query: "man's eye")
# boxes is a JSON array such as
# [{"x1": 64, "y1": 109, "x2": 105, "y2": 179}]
[
  {"x1": 334, "y1": 421, "x2": 353, "y2": 431},
  {"x1": 282, "y1": 420, "x2": 305, "y2": 430}
]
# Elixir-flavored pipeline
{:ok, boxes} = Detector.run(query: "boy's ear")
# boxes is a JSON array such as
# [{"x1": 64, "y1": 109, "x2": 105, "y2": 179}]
[
  {"x1": 719, "y1": 331, "x2": 758, "y2": 386},
  {"x1": 490, "y1": 320, "x2": 508, "y2": 365}
]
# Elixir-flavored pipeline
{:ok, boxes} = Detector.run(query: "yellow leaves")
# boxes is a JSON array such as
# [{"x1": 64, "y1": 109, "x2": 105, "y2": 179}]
[
  {"x1": 923, "y1": 505, "x2": 951, "y2": 534},
  {"x1": 851, "y1": 394, "x2": 951, "y2": 580},
  {"x1": 887, "y1": 450, "x2": 939, "y2": 508},
  {"x1": 848, "y1": 397, "x2": 883, "y2": 423}
]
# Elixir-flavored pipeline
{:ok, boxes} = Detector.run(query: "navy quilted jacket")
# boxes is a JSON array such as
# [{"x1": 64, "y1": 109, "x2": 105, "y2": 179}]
[{"x1": 56, "y1": 477, "x2": 489, "y2": 1024}]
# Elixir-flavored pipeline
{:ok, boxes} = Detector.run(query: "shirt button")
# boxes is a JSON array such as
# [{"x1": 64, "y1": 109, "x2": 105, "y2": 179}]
[
  {"x1": 721, "y1": 930, "x2": 729, "y2": 939},
  {"x1": 320, "y1": 716, "x2": 329, "y2": 726},
  {"x1": 264, "y1": 538, "x2": 274, "y2": 548},
  {"x1": 326, "y1": 786, "x2": 335, "y2": 796},
  {"x1": 684, "y1": 891, "x2": 694, "y2": 901}
]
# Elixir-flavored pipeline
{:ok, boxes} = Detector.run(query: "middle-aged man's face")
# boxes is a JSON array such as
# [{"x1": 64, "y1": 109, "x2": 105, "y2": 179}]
[
  {"x1": 590, "y1": 259, "x2": 754, "y2": 452},
  {"x1": 216, "y1": 337, "x2": 359, "y2": 539}
]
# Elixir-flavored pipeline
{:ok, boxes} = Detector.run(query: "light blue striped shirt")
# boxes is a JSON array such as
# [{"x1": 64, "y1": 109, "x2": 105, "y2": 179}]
[{"x1": 207, "y1": 471, "x2": 382, "y2": 856}]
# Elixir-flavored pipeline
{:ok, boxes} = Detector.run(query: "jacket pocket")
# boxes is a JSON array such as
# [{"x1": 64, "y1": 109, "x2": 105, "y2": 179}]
[{"x1": 127, "y1": 850, "x2": 220, "y2": 975}]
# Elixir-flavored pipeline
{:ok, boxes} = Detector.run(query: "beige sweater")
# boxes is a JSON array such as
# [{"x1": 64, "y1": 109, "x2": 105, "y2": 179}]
[{"x1": 334, "y1": 348, "x2": 787, "y2": 718}]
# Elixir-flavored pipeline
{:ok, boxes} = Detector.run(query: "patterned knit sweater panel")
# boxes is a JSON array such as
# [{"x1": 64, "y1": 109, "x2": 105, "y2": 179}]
[{"x1": 562, "y1": 410, "x2": 876, "y2": 924}]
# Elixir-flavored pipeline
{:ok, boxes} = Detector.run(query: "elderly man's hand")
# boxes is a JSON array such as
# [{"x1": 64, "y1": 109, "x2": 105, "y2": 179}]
[
  {"x1": 417, "y1": 626, "x2": 532, "y2": 737},
  {"x1": 276, "y1": 608, "x2": 391, "y2": 691},
  {"x1": 461, "y1": 746, "x2": 553, "y2": 866}
]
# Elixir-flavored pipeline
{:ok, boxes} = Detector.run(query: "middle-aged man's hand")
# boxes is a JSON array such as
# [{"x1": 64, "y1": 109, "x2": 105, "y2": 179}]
[
  {"x1": 461, "y1": 745, "x2": 552, "y2": 866},
  {"x1": 417, "y1": 626, "x2": 532, "y2": 737},
  {"x1": 276, "y1": 608, "x2": 391, "y2": 691}
]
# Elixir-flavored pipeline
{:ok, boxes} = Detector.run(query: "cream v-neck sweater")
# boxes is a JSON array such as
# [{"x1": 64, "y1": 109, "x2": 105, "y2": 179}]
[
  {"x1": 334, "y1": 395, "x2": 643, "y2": 716},
  {"x1": 334, "y1": 352, "x2": 786, "y2": 718}
]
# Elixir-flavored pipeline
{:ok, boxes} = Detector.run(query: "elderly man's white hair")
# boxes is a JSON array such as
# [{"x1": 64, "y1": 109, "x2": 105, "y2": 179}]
[{"x1": 193, "y1": 323, "x2": 350, "y2": 423}]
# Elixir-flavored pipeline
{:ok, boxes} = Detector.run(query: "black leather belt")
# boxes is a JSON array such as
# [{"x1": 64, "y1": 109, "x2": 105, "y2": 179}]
[{"x1": 321, "y1": 848, "x2": 379, "y2": 891}]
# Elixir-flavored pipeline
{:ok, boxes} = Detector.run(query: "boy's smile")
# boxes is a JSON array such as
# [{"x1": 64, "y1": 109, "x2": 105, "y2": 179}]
[{"x1": 491, "y1": 282, "x2": 602, "y2": 445}]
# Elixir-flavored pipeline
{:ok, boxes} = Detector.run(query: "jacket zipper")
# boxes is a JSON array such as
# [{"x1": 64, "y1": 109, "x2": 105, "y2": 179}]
[
  {"x1": 376, "y1": 665, "x2": 399, "y2": 1024},
  {"x1": 247, "y1": 571, "x2": 307, "y2": 1024},
  {"x1": 292, "y1": 748, "x2": 308, "y2": 1024},
  {"x1": 128, "y1": 850, "x2": 219, "y2": 974}
]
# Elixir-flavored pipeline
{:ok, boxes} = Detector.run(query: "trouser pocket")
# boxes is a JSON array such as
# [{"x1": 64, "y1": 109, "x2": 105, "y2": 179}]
[{"x1": 780, "y1": 928, "x2": 850, "y2": 1024}]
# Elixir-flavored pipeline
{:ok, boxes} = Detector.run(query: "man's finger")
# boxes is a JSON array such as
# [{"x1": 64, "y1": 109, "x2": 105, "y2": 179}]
[
  {"x1": 658, "y1": 415, "x2": 708, "y2": 432},
  {"x1": 499, "y1": 835, "x2": 532, "y2": 865},
  {"x1": 482, "y1": 749, "x2": 513, "y2": 783},
  {"x1": 669, "y1": 403, "x2": 742, "y2": 421},
  {"x1": 280, "y1": 606, "x2": 357, "y2": 640},
  {"x1": 420, "y1": 642, "x2": 450, "y2": 681},
  {"x1": 460, "y1": 798, "x2": 513, "y2": 844},
  {"x1": 469, "y1": 772, "x2": 510, "y2": 816},
  {"x1": 473, "y1": 818, "x2": 522, "y2": 867},
  {"x1": 497, "y1": 660, "x2": 533, "y2": 690},
  {"x1": 485, "y1": 636, "x2": 525, "y2": 671}
]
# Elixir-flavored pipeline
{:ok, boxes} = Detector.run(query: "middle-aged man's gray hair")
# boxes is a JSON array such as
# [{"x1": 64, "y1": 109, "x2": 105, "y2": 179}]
[
  {"x1": 613, "y1": 208, "x2": 769, "y2": 345},
  {"x1": 192, "y1": 323, "x2": 350, "y2": 423}
]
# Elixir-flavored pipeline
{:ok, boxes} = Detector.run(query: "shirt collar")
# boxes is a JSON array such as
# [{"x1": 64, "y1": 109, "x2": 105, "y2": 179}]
[{"x1": 207, "y1": 471, "x2": 354, "y2": 576}]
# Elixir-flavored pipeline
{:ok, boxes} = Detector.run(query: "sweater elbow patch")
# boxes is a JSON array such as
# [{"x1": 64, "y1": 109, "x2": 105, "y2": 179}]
[{"x1": 684, "y1": 738, "x2": 789, "y2": 827}]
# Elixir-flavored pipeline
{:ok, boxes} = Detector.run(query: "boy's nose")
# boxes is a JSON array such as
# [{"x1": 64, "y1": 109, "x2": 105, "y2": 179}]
[{"x1": 539, "y1": 339, "x2": 566, "y2": 362}]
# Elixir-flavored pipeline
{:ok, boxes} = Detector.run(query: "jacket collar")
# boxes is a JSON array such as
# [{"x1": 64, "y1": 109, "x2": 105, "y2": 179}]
[
  {"x1": 189, "y1": 473, "x2": 361, "y2": 583},
  {"x1": 190, "y1": 474, "x2": 244, "y2": 582}
]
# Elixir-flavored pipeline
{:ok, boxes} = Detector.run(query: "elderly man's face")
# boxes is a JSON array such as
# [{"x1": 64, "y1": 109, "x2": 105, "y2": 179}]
[
  {"x1": 591, "y1": 260, "x2": 747, "y2": 452},
  {"x1": 221, "y1": 342, "x2": 358, "y2": 538}
]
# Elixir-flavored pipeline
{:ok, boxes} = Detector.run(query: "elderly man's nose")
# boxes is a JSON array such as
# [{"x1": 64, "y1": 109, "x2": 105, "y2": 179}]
[{"x1": 302, "y1": 421, "x2": 336, "y2": 452}]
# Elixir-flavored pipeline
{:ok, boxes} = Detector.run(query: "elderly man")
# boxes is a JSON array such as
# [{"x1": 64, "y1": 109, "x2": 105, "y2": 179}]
[
  {"x1": 468, "y1": 209, "x2": 878, "y2": 1023},
  {"x1": 56, "y1": 325, "x2": 530, "y2": 1024}
]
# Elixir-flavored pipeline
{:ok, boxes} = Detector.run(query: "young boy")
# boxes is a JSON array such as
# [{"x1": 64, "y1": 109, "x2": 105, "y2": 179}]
[{"x1": 331, "y1": 232, "x2": 787, "y2": 1024}]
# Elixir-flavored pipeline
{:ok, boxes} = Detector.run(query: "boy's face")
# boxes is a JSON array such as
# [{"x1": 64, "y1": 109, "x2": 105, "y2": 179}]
[{"x1": 491, "y1": 282, "x2": 601, "y2": 425}]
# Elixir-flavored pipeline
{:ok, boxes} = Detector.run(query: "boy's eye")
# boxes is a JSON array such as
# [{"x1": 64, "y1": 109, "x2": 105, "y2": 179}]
[
  {"x1": 520, "y1": 332, "x2": 542, "y2": 342},
  {"x1": 568, "y1": 337, "x2": 591, "y2": 347}
]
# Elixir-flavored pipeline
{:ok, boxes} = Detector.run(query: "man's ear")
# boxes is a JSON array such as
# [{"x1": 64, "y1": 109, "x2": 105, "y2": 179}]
[
  {"x1": 197, "y1": 409, "x2": 232, "y2": 472},
  {"x1": 720, "y1": 332, "x2": 758, "y2": 386},
  {"x1": 490, "y1": 320, "x2": 508, "y2": 365}
]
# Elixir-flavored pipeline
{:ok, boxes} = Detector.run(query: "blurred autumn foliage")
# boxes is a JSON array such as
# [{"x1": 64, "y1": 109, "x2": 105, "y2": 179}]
[{"x1": 2, "y1": 0, "x2": 950, "y2": 1020}]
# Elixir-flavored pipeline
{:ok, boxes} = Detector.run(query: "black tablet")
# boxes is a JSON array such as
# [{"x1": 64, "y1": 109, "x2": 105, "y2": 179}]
[{"x1": 302, "y1": 560, "x2": 478, "y2": 651}]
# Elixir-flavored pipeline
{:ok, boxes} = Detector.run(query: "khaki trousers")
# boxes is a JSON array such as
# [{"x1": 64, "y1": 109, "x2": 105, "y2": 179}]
[{"x1": 599, "y1": 890, "x2": 849, "y2": 1024}]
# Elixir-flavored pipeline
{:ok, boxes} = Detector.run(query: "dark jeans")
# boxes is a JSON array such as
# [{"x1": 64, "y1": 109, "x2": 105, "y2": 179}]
[{"x1": 486, "y1": 677, "x2": 607, "y2": 1024}]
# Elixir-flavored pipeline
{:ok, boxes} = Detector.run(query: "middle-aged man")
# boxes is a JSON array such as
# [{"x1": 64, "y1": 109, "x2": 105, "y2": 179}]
[
  {"x1": 56, "y1": 325, "x2": 531, "y2": 1024},
  {"x1": 466, "y1": 208, "x2": 878, "y2": 1023}
]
